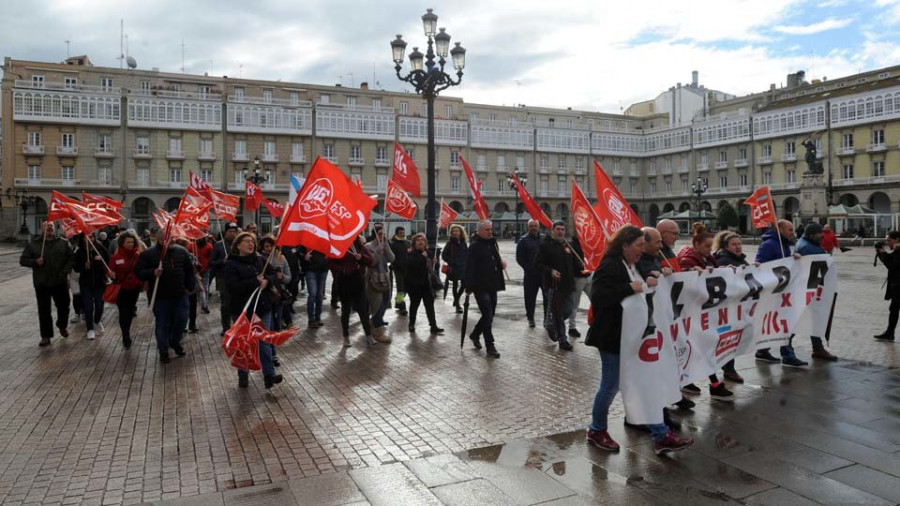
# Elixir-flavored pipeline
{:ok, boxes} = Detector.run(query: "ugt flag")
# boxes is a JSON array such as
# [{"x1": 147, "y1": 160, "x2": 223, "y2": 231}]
[
  {"x1": 439, "y1": 199, "x2": 459, "y2": 229},
  {"x1": 278, "y1": 157, "x2": 377, "y2": 257},
  {"x1": 392, "y1": 142, "x2": 421, "y2": 197},
  {"x1": 385, "y1": 179, "x2": 418, "y2": 220},
  {"x1": 744, "y1": 186, "x2": 777, "y2": 229},
  {"x1": 571, "y1": 180, "x2": 606, "y2": 271},
  {"x1": 594, "y1": 161, "x2": 642, "y2": 237},
  {"x1": 245, "y1": 181, "x2": 264, "y2": 210}
]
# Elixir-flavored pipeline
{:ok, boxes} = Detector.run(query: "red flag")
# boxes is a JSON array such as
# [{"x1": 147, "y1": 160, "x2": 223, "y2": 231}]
[
  {"x1": 222, "y1": 313, "x2": 260, "y2": 371},
  {"x1": 572, "y1": 180, "x2": 606, "y2": 271},
  {"x1": 175, "y1": 196, "x2": 213, "y2": 231},
  {"x1": 82, "y1": 193, "x2": 124, "y2": 219},
  {"x1": 210, "y1": 190, "x2": 240, "y2": 222},
  {"x1": 593, "y1": 161, "x2": 642, "y2": 238},
  {"x1": 511, "y1": 174, "x2": 552, "y2": 229},
  {"x1": 277, "y1": 157, "x2": 377, "y2": 257},
  {"x1": 48, "y1": 191, "x2": 79, "y2": 222},
  {"x1": 245, "y1": 181, "x2": 263, "y2": 210},
  {"x1": 250, "y1": 313, "x2": 294, "y2": 346},
  {"x1": 59, "y1": 218, "x2": 80, "y2": 239},
  {"x1": 438, "y1": 199, "x2": 459, "y2": 229},
  {"x1": 460, "y1": 155, "x2": 490, "y2": 220},
  {"x1": 744, "y1": 185, "x2": 777, "y2": 229},
  {"x1": 67, "y1": 201, "x2": 121, "y2": 235},
  {"x1": 263, "y1": 198, "x2": 285, "y2": 220},
  {"x1": 393, "y1": 142, "x2": 421, "y2": 197},
  {"x1": 185, "y1": 186, "x2": 213, "y2": 208},
  {"x1": 189, "y1": 171, "x2": 215, "y2": 202},
  {"x1": 385, "y1": 179, "x2": 418, "y2": 220}
]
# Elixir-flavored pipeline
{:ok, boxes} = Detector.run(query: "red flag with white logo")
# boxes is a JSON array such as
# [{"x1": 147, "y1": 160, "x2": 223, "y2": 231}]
[
  {"x1": 189, "y1": 171, "x2": 215, "y2": 202},
  {"x1": 263, "y1": 198, "x2": 285, "y2": 220},
  {"x1": 572, "y1": 180, "x2": 606, "y2": 271},
  {"x1": 461, "y1": 155, "x2": 490, "y2": 220},
  {"x1": 438, "y1": 199, "x2": 459, "y2": 229},
  {"x1": 48, "y1": 191, "x2": 79, "y2": 222},
  {"x1": 210, "y1": 190, "x2": 240, "y2": 222},
  {"x1": 245, "y1": 181, "x2": 263, "y2": 210},
  {"x1": 385, "y1": 179, "x2": 418, "y2": 220},
  {"x1": 67, "y1": 201, "x2": 121, "y2": 235},
  {"x1": 744, "y1": 185, "x2": 777, "y2": 229},
  {"x1": 393, "y1": 142, "x2": 421, "y2": 198},
  {"x1": 277, "y1": 157, "x2": 377, "y2": 257},
  {"x1": 82, "y1": 193, "x2": 124, "y2": 220},
  {"x1": 511, "y1": 174, "x2": 552, "y2": 229},
  {"x1": 593, "y1": 161, "x2": 642, "y2": 238}
]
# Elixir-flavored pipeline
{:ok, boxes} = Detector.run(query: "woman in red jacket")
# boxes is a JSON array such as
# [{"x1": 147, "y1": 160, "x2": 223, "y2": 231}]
[
  {"x1": 196, "y1": 237, "x2": 214, "y2": 313},
  {"x1": 109, "y1": 230, "x2": 145, "y2": 349}
]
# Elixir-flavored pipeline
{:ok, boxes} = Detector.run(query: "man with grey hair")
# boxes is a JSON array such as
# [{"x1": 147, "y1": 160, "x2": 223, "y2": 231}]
[
  {"x1": 516, "y1": 219, "x2": 544, "y2": 327},
  {"x1": 656, "y1": 219, "x2": 682, "y2": 271},
  {"x1": 465, "y1": 220, "x2": 506, "y2": 358}
]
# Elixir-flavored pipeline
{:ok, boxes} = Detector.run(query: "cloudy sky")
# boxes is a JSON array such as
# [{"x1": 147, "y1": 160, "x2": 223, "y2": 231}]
[{"x1": 2, "y1": 0, "x2": 899, "y2": 113}]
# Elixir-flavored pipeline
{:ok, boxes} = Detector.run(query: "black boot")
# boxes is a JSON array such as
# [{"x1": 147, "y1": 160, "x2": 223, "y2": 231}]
[
  {"x1": 122, "y1": 335, "x2": 132, "y2": 349},
  {"x1": 469, "y1": 332, "x2": 482, "y2": 349},
  {"x1": 264, "y1": 374, "x2": 283, "y2": 389},
  {"x1": 486, "y1": 345, "x2": 500, "y2": 358},
  {"x1": 874, "y1": 332, "x2": 896, "y2": 341},
  {"x1": 238, "y1": 376, "x2": 249, "y2": 388}
]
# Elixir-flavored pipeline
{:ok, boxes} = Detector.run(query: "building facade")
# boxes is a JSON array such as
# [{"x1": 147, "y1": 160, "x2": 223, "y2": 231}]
[{"x1": 2, "y1": 55, "x2": 900, "y2": 238}]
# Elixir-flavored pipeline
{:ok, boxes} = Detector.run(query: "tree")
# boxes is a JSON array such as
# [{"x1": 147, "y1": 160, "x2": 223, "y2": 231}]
[{"x1": 717, "y1": 202, "x2": 739, "y2": 230}]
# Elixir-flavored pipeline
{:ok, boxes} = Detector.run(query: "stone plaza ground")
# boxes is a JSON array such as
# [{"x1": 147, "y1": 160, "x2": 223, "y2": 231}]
[{"x1": 0, "y1": 240, "x2": 898, "y2": 505}]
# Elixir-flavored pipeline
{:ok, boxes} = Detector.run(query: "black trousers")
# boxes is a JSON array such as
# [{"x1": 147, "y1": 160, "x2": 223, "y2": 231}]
[
  {"x1": 35, "y1": 284, "x2": 70, "y2": 339},
  {"x1": 409, "y1": 288, "x2": 437, "y2": 328},
  {"x1": 340, "y1": 289, "x2": 371, "y2": 336},
  {"x1": 523, "y1": 272, "x2": 545, "y2": 321},
  {"x1": 472, "y1": 290, "x2": 498, "y2": 346},
  {"x1": 888, "y1": 297, "x2": 900, "y2": 335},
  {"x1": 218, "y1": 276, "x2": 232, "y2": 332},
  {"x1": 188, "y1": 291, "x2": 198, "y2": 329},
  {"x1": 116, "y1": 288, "x2": 141, "y2": 339},
  {"x1": 450, "y1": 278, "x2": 465, "y2": 307}
]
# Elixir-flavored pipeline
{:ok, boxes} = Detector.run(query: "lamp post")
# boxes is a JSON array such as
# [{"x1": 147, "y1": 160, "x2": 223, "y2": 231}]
[
  {"x1": 506, "y1": 169, "x2": 527, "y2": 239},
  {"x1": 691, "y1": 177, "x2": 708, "y2": 221},
  {"x1": 392, "y1": 8, "x2": 466, "y2": 254},
  {"x1": 242, "y1": 155, "x2": 271, "y2": 227},
  {"x1": 5, "y1": 188, "x2": 38, "y2": 235}
]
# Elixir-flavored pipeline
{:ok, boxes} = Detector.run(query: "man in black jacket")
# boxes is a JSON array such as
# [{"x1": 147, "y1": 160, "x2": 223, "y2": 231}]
[
  {"x1": 20, "y1": 222, "x2": 75, "y2": 346},
  {"x1": 516, "y1": 219, "x2": 544, "y2": 327},
  {"x1": 465, "y1": 220, "x2": 506, "y2": 358},
  {"x1": 389, "y1": 227, "x2": 410, "y2": 315},
  {"x1": 535, "y1": 221, "x2": 581, "y2": 350},
  {"x1": 875, "y1": 231, "x2": 900, "y2": 341},
  {"x1": 137, "y1": 227, "x2": 197, "y2": 363},
  {"x1": 210, "y1": 223, "x2": 238, "y2": 335}
]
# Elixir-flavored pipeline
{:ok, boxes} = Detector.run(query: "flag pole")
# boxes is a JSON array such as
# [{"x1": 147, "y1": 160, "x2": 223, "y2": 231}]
[
  {"x1": 40, "y1": 220, "x2": 48, "y2": 258},
  {"x1": 85, "y1": 233, "x2": 112, "y2": 274}
]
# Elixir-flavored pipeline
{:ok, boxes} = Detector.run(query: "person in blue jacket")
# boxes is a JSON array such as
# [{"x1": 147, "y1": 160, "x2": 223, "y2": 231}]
[{"x1": 794, "y1": 223, "x2": 838, "y2": 361}]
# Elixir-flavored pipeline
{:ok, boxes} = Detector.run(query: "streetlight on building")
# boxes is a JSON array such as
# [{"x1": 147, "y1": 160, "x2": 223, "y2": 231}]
[
  {"x1": 691, "y1": 177, "x2": 708, "y2": 220},
  {"x1": 391, "y1": 8, "x2": 466, "y2": 253},
  {"x1": 506, "y1": 169, "x2": 527, "y2": 239},
  {"x1": 243, "y1": 155, "x2": 271, "y2": 226}
]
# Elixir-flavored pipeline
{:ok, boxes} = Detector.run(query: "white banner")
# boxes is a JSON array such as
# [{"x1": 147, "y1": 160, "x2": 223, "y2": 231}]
[{"x1": 620, "y1": 255, "x2": 837, "y2": 425}]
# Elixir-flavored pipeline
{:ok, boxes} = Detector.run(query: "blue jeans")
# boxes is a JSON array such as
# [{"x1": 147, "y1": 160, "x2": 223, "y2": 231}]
[
  {"x1": 372, "y1": 293, "x2": 389, "y2": 327},
  {"x1": 81, "y1": 284, "x2": 105, "y2": 331},
  {"x1": 238, "y1": 312, "x2": 276, "y2": 380},
  {"x1": 153, "y1": 296, "x2": 189, "y2": 354},
  {"x1": 200, "y1": 272, "x2": 210, "y2": 309},
  {"x1": 590, "y1": 351, "x2": 668, "y2": 442},
  {"x1": 305, "y1": 271, "x2": 328, "y2": 321}
]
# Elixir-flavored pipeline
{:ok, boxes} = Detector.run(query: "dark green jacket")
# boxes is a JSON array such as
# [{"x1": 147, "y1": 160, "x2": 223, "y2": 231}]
[{"x1": 20, "y1": 236, "x2": 74, "y2": 288}]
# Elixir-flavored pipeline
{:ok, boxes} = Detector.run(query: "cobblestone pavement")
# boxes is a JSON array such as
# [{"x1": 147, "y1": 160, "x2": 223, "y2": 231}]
[{"x1": 0, "y1": 240, "x2": 896, "y2": 505}]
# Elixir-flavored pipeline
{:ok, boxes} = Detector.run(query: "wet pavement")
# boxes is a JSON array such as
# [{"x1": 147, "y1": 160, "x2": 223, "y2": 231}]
[{"x1": 0, "y1": 240, "x2": 897, "y2": 505}]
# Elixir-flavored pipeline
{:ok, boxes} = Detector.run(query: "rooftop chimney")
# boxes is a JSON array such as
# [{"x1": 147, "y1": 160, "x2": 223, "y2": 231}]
[
  {"x1": 360, "y1": 82, "x2": 369, "y2": 90},
  {"x1": 691, "y1": 70, "x2": 699, "y2": 88}
]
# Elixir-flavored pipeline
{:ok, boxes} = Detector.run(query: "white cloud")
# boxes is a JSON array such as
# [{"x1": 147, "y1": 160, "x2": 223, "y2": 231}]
[{"x1": 772, "y1": 18, "x2": 853, "y2": 35}]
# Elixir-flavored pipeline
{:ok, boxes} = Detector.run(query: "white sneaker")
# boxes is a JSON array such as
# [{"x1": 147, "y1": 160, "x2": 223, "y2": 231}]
[
  {"x1": 87, "y1": 330, "x2": 96, "y2": 340},
  {"x1": 96, "y1": 322, "x2": 105, "y2": 335}
]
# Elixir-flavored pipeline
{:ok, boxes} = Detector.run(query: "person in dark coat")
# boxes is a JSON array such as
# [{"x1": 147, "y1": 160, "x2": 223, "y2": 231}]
[
  {"x1": 407, "y1": 233, "x2": 444, "y2": 335},
  {"x1": 754, "y1": 220, "x2": 805, "y2": 365},
  {"x1": 464, "y1": 220, "x2": 506, "y2": 358},
  {"x1": 74, "y1": 233, "x2": 110, "y2": 341},
  {"x1": 584, "y1": 224, "x2": 693, "y2": 455},
  {"x1": 136, "y1": 227, "x2": 196, "y2": 363},
  {"x1": 534, "y1": 221, "x2": 581, "y2": 350},
  {"x1": 516, "y1": 219, "x2": 544, "y2": 327},
  {"x1": 329, "y1": 236, "x2": 374, "y2": 347},
  {"x1": 390, "y1": 227, "x2": 411, "y2": 315},
  {"x1": 441, "y1": 225, "x2": 468, "y2": 313},
  {"x1": 210, "y1": 223, "x2": 239, "y2": 335},
  {"x1": 712, "y1": 230, "x2": 750, "y2": 383},
  {"x1": 223, "y1": 231, "x2": 282, "y2": 389},
  {"x1": 20, "y1": 221, "x2": 75, "y2": 346},
  {"x1": 875, "y1": 231, "x2": 900, "y2": 341},
  {"x1": 791, "y1": 223, "x2": 838, "y2": 361}
]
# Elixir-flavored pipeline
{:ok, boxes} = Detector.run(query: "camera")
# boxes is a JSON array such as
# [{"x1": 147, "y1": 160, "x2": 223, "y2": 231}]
[{"x1": 875, "y1": 241, "x2": 886, "y2": 250}]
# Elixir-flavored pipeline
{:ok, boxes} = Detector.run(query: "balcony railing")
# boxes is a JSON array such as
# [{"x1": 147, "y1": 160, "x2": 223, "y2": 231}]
[
  {"x1": 629, "y1": 169, "x2": 640, "y2": 177},
  {"x1": 232, "y1": 152, "x2": 249, "y2": 162},
  {"x1": 836, "y1": 146, "x2": 855, "y2": 156},
  {"x1": 290, "y1": 154, "x2": 307, "y2": 164},
  {"x1": 198, "y1": 152, "x2": 216, "y2": 161},
  {"x1": 323, "y1": 155, "x2": 339, "y2": 164},
  {"x1": 496, "y1": 164, "x2": 508, "y2": 173},
  {"x1": 133, "y1": 88, "x2": 221, "y2": 101},
  {"x1": 612, "y1": 168, "x2": 622, "y2": 176},
  {"x1": 539, "y1": 165, "x2": 551, "y2": 174},
  {"x1": 661, "y1": 167, "x2": 672, "y2": 175},
  {"x1": 133, "y1": 148, "x2": 152, "y2": 159},
  {"x1": 866, "y1": 143, "x2": 886, "y2": 153},
  {"x1": 261, "y1": 153, "x2": 279, "y2": 163},
  {"x1": 348, "y1": 157, "x2": 365, "y2": 166},
  {"x1": 56, "y1": 146, "x2": 78, "y2": 157},
  {"x1": 15, "y1": 79, "x2": 121, "y2": 94},
  {"x1": 166, "y1": 150, "x2": 185, "y2": 160},
  {"x1": 758, "y1": 155, "x2": 772, "y2": 164},
  {"x1": 714, "y1": 161, "x2": 729, "y2": 170},
  {"x1": 94, "y1": 148, "x2": 114, "y2": 158},
  {"x1": 157, "y1": 180, "x2": 186, "y2": 189},
  {"x1": 697, "y1": 163, "x2": 709, "y2": 171},
  {"x1": 374, "y1": 157, "x2": 390, "y2": 167},
  {"x1": 734, "y1": 159, "x2": 749, "y2": 168},
  {"x1": 833, "y1": 175, "x2": 900, "y2": 186},
  {"x1": 227, "y1": 95, "x2": 313, "y2": 108},
  {"x1": 574, "y1": 167, "x2": 587, "y2": 176},
  {"x1": 23, "y1": 144, "x2": 45, "y2": 155},
  {"x1": 647, "y1": 168, "x2": 657, "y2": 177},
  {"x1": 781, "y1": 153, "x2": 797, "y2": 162},
  {"x1": 677, "y1": 165, "x2": 689, "y2": 173}
]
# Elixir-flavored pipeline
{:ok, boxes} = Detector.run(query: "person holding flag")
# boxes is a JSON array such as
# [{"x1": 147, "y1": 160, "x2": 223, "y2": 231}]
[
  {"x1": 441, "y1": 225, "x2": 468, "y2": 313},
  {"x1": 20, "y1": 222, "x2": 75, "y2": 347},
  {"x1": 329, "y1": 236, "x2": 375, "y2": 348},
  {"x1": 108, "y1": 230, "x2": 145, "y2": 349},
  {"x1": 210, "y1": 223, "x2": 240, "y2": 335},
  {"x1": 136, "y1": 225, "x2": 197, "y2": 363},
  {"x1": 389, "y1": 227, "x2": 411, "y2": 316},
  {"x1": 73, "y1": 232, "x2": 110, "y2": 341},
  {"x1": 535, "y1": 221, "x2": 581, "y2": 351}
]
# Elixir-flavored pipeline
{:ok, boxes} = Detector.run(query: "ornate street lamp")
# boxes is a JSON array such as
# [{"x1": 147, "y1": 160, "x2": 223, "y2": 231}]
[
  {"x1": 691, "y1": 177, "x2": 708, "y2": 219},
  {"x1": 5, "y1": 188, "x2": 38, "y2": 235},
  {"x1": 392, "y1": 8, "x2": 466, "y2": 253},
  {"x1": 242, "y1": 155, "x2": 271, "y2": 225},
  {"x1": 506, "y1": 169, "x2": 527, "y2": 239}
]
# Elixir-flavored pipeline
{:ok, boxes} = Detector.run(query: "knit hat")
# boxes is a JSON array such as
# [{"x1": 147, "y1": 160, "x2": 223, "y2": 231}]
[{"x1": 804, "y1": 223, "x2": 823, "y2": 236}]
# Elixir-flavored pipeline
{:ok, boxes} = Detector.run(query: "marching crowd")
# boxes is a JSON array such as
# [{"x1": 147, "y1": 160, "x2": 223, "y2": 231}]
[{"x1": 18, "y1": 215, "x2": 900, "y2": 455}]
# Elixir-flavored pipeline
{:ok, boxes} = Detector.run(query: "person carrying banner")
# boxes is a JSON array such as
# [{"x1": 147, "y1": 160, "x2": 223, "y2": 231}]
[
  {"x1": 441, "y1": 225, "x2": 468, "y2": 313},
  {"x1": 406, "y1": 233, "x2": 444, "y2": 335},
  {"x1": 712, "y1": 230, "x2": 751, "y2": 382},
  {"x1": 465, "y1": 220, "x2": 505, "y2": 358},
  {"x1": 677, "y1": 223, "x2": 734, "y2": 401},
  {"x1": 109, "y1": 230, "x2": 144, "y2": 349},
  {"x1": 299, "y1": 246, "x2": 329, "y2": 328},
  {"x1": 793, "y1": 224, "x2": 839, "y2": 361},
  {"x1": 754, "y1": 220, "x2": 807, "y2": 366},
  {"x1": 656, "y1": 219, "x2": 683, "y2": 272},
  {"x1": 210, "y1": 223, "x2": 239, "y2": 335},
  {"x1": 21, "y1": 222, "x2": 75, "y2": 347},
  {"x1": 566, "y1": 233, "x2": 592, "y2": 339},
  {"x1": 224, "y1": 231, "x2": 282, "y2": 389},
  {"x1": 330, "y1": 236, "x2": 375, "y2": 347},
  {"x1": 875, "y1": 231, "x2": 900, "y2": 341},
  {"x1": 516, "y1": 219, "x2": 544, "y2": 328},
  {"x1": 390, "y1": 227, "x2": 411, "y2": 315},
  {"x1": 365, "y1": 224, "x2": 395, "y2": 342},
  {"x1": 535, "y1": 221, "x2": 580, "y2": 351},
  {"x1": 136, "y1": 226, "x2": 196, "y2": 363},
  {"x1": 74, "y1": 233, "x2": 110, "y2": 341},
  {"x1": 585, "y1": 225, "x2": 693, "y2": 455}
]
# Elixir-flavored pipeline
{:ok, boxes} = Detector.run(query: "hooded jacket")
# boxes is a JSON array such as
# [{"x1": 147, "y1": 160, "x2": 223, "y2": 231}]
[{"x1": 755, "y1": 228, "x2": 793, "y2": 263}]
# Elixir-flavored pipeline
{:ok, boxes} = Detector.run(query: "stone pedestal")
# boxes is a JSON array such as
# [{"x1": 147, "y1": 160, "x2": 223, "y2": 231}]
[{"x1": 798, "y1": 173, "x2": 828, "y2": 222}]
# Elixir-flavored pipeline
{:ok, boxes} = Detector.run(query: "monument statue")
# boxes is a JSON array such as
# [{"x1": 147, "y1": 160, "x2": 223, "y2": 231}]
[{"x1": 801, "y1": 132, "x2": 824, "y2": 175}]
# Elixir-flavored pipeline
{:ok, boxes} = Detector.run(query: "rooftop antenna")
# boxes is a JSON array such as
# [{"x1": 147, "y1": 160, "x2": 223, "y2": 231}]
[
  {"x1": 181, "y1": 39, "x2": 186, "y2": 73},
  {"x1": 118, "y1": 19, "x2": 125, "y2": 68},
  {"x1": 239, "y1": 63, "x2": 243, "y2": 78},
  {"x1": 65, "y1": 39, "x2": 70, "y2": 58}
]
